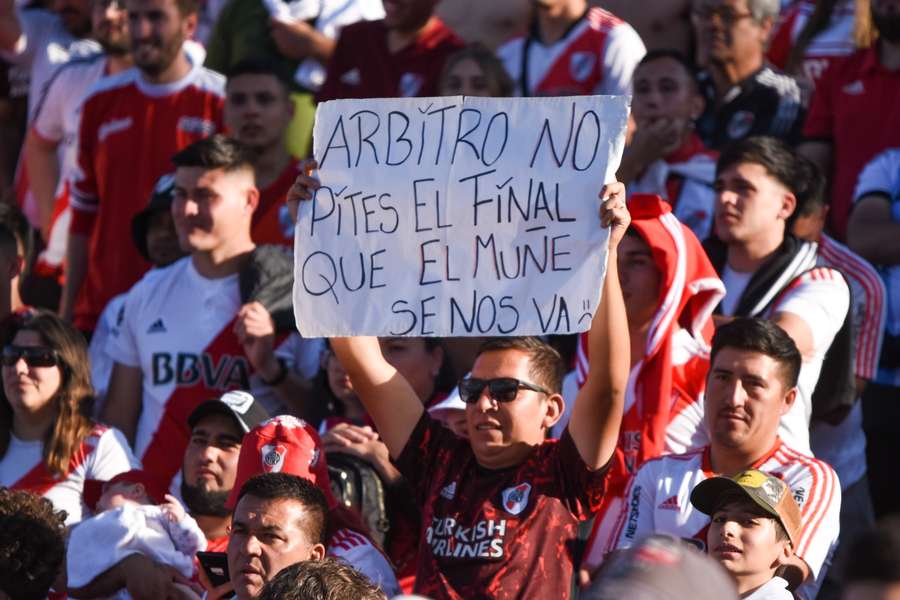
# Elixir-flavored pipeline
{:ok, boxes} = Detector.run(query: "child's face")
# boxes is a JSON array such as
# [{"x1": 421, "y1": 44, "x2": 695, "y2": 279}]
[
  {"x1": 97, "y1": 481, "x2": 147, "y2": 512},
  {"x1": 706, "y1": 501, "x2": 791, "y2": 578}
]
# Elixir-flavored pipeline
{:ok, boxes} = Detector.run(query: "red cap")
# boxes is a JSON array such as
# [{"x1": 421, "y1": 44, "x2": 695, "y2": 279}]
[
  {"x1": 83, "y1": 469, "x2": 168, "y2": 513},
  {"x1": 226, "y1": 416, "x2": 336, "y2": 510}
]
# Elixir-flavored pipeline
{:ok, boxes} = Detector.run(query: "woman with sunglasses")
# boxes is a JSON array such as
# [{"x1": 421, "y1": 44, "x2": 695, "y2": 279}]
[{"x1": 0, "y1": 311, "x2": 138, "y2": 525}]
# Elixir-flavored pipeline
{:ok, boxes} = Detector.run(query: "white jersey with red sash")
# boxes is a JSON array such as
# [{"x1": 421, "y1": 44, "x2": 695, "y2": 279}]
[
  {"x1": 497, "y1": 7, "x2": 645, "y2": 97},
  {"x1": 589, "y1": 441, "x2": 841, "y2": 600},
  {"x1": 0, "y1": 424, "x2": 138, "y2": 525},
  {"x1": 107, "y1": 256, "x2": 287, "y2": 488}
]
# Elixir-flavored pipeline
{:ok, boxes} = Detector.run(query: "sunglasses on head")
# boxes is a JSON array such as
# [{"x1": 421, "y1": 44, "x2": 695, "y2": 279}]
[
  {"x1": 1, "y1": 345, "x2": 60, "y2": 368},
  {"x1": 457, "y1": 377, "x2": 550, "y2": 404}
]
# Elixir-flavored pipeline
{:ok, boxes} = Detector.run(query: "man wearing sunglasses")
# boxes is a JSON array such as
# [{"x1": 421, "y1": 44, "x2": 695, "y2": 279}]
[{"x1": 328, "y1": 184, "x2": 630, "y2": 599}]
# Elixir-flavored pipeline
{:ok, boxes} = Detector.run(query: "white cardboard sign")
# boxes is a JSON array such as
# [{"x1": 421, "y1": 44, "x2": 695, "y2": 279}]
[{"x1": 293, "y1": 95, "x2": 629, "y2": 337}]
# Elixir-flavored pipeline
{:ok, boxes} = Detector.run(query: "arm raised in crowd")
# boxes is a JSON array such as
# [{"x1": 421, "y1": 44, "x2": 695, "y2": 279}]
[{"x1": 568, "y1": 184, "x2": 631, "y2": 470}]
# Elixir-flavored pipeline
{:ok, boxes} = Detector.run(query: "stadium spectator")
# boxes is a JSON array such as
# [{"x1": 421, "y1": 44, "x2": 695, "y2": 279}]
[
  {"x1": 617, "y1": 50, "x2": 718, "y2": 240},
  {"x1": 691, "y1": 469, "x2": 802, "y2": 599},
  {"x1": 846, "y1": 148, "x2": 900, "y2": 518},
  {"x1": 496, "y1": 0, "x2": 646, "y2": 97},
  {"x1": 23, "y1": 0, "x2": 132, "y2": 285},
  {"x1": 62, "y1": 0, "x2": 225, "y2": 333},
  {"x1": 791, "y1": 155, "x2": 884, "y2": 600},
  {"x1": 88, "y1": 173, "x2": 186, "y2": 407},
  {"x1": 68, "y1": 469, "x2": 207, "y2": 596},
  {"x1": 0, "y1": 0, "x2": 95, "y2": 119},
  {"x1": 224, "y1": 61, "x2": 299, "y2": 248},
  {"x1": 0, "y1": 203, "x2": 32, "y2": 316},
  {"x1": 767, "y1": 0, "x2": 875, "y2": 90},
  {"x1": 68, "y1": 390, "x2": 270, "y2": 597},
  {"x1": 704, "y1": 136, "x2": 850, "y2": 454},
  {"x1": 218, "y1": 473, "x2": 328, "y2": 600},
  {"x1": 102, "y1": 136, "x2": 318, "y2": 490},
  {"x1": 692, "y1": 0, "x2": 806, "y2": 148},
  {"x1": 222, "y1": 415, "x2": 400, "y2": 596},
  {"x1": 841, "y1": 517, "x2": 900, "y2": 600},
  {"x1": 317, "y1": 185, "x2": 630, "y2": 597},
  {"x1": 0, "y1": 311, "x2": 138, "y2": 525},
  {"x1": 317, "y1": 0, "x2": 464, "y2": 102},
  {"x1": 798, "y1": 0, "x2": 900, "y2": 240},
  {"x1": 601, "y1": 318, "x2": 840, "y2": 600},
  {"x1": 578, "y1": 194, "x2": 725, "y2": 568},
  {"x1": 206, "y1": 0, "x2": 384, "y2": 157},
  {"x1": 0, "y1": 487, "x2": 67, "y2": 600},
  {"x1": 600, "y1": 0, "x2": 695, "y2": 54},
  {"x1": 257, "y1": 557, "x2": 388, "y2": 600}
]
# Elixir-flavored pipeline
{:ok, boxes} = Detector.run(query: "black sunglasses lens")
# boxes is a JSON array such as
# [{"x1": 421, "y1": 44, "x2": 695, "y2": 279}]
[
  {"x1": 487, "y1": 379, "x2": 520, "y2": 402},
  {"x1": 2, "y1": 346, "x2": 56, "y2": 367},
  {"x1": 459, "y1": 379, "x2": 485, "y2": 403}
]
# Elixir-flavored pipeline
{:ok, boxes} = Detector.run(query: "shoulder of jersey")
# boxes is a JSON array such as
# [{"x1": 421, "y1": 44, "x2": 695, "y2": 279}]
[
  {"x1": 194, "y1": 65, "x2": 227, "y2": 96},
  {"x1": 329, "y1": 528, "x2": 372, "y2": 551},
  {"x1": 777, "y1": 439, "x2": 837, "y2": 475},
  {"x1": 586, "y1": 6, "x2": 627, "y2": 32},
  {"x1": 755, "y1": 66, "x2": 802, "y2": 94},
  {"x1": 80, "y1": 67, "x2": 140, "y2": 104},
  {"x1": 127, "y1": 257, "x2": 190, "y2": 299},
  {"x1": 639, "y1": 447, "x2": 706, "y2": 471}
]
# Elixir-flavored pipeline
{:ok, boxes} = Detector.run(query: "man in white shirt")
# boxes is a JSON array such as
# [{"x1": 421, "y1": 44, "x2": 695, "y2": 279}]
[{"x1": 594, "y1": 318, "x2": 840, "y2": 600}]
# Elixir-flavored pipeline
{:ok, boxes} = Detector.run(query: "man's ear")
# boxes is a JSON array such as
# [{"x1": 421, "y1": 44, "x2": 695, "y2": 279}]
[
  {"x1": 781, "y1": 387, "x2": 797, "y2": 416},
  {"x1": 245, "y1": 186, "x2": 260, "y2": 213},
  {"x1": 542, "y1": 394, "x2": 565, "y2": 429},
  {"x1": 309, "y1": 543, "x2": 326, "y2": 561},
  {"x1": 774, "y1": 539, "x2": 794, "y2": 567},
  {"x1": 780, "y1": 191, "x2": 797, "y2": 222}
]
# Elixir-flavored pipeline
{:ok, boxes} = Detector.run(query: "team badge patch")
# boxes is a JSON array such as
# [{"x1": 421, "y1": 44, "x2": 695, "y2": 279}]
[
  {"x1": 726, "y1": 110, "x2": 755, "y2": 140},
  {"x1": 501, "y1": 483, "x2": 532, "y2": 516},
  {"x1": 261, "y1": 444, "x2": 287, "y2": 473},
  {"x1": 569, "y1": 51, "x2": 596, "y2": 83},
  {"x1": 398, "y1": 73, "x2": 424, "y2": 97}
]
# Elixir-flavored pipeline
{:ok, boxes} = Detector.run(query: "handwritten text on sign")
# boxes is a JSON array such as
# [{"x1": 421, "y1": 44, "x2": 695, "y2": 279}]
[{"x1": 293, "y1": 95, "x2": 629, "y2": 337}]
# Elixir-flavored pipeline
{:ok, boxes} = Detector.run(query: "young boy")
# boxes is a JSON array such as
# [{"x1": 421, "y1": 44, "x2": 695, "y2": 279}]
[
  {"x1": 690, "y1": 469, "x2": 802, "y2": 599},
  {"x1": 68, "y1": 470, "x2": 207, "y2": 598}
]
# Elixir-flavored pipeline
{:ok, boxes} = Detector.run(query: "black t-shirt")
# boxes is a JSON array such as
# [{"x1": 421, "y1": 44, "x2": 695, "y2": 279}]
[{"x1": 696, "y1": 65, "x2": 807, "y2": 149}]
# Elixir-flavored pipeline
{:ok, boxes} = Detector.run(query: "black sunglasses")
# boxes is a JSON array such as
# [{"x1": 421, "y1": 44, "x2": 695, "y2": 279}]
[
  {"x1": 1, "y1": 345, "x2": 60, "y2": 368},
  {"x1": 458, "y1": 377, "x2": 550, "y2": 404}
]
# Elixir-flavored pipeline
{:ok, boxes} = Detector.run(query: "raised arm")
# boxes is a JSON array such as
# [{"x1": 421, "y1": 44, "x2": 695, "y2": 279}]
[
  {"x1": 328, "y1": 337, "x2": 424, "y2": 459},
  {"x1": 569, "y1": 183, "x2": 630, "y2": 470}
]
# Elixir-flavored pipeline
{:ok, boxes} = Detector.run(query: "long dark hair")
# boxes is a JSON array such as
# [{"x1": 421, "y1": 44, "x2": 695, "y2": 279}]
[{"x1": 0, "y1": 312, "x2": 95, "y2": 477}]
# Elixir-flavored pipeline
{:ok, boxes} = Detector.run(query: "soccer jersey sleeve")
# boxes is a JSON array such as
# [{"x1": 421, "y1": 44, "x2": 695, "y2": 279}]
[
  {"x1": 788, "y1": 456, "x2": 842, "y2": 593},
  {"x1": 105, "y1": 285, "x2": 143, "y2": 369},
  {"x1": 610, "y1": 461, "x2": 659, "y2": 550},
  {"x1": 596, "y1": 22, "x2": 646, "y2": 96},
  {"x1": 394, "y1": 413, "x2": 462, "y2": 498},
  {"x1": 853, "y1": 148, "x2": 900, "y2": 201},
  {"x1": 84, "y1": 427, "x2": 140, "y2": 481},
  {"x1": 550, "y1": 429, "x2": 609, "y2": 518},
  {"x1": 771, "y1": 267, "x2": 850, "y2": 359},
  {"x1": 31, "y1": 63, "x2": 68, "y2": 143},
  {"x1": 70, "y1": 88, "x2": 101, "y2": 234}
]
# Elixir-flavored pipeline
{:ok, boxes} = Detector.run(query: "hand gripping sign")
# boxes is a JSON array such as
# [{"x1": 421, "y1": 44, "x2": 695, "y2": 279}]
[{"x1": 293, "y1": 95, "x2": 629, "y2": 337}]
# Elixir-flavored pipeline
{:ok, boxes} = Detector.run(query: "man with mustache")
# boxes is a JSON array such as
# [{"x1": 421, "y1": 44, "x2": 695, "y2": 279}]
[
  {"x1": 61, "y1": 0, "x2": 225, "y2": 335},
  {"x1": 690, "y1": 0, "x2": 806, "y2": 148},
  {"x1": 605, "y1": 318, "x2": 841, "y2": 600},
  {"x1": 798, "y1": 0, "x2": 900, "y2": 240}
]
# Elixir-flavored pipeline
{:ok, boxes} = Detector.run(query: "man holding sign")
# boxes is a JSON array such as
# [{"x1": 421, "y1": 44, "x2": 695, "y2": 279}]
[{"x1": 289, "y1": 167, "x2": 629, "y2": 599}]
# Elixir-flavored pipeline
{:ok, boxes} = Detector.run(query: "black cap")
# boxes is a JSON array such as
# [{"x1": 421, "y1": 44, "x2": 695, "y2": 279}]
[
  {"x1": 131, "y1": 172, "x2": 176, "y2": 261},
  {"x1": 187, "y1": 390, "x2": 270, "y2": 434}
]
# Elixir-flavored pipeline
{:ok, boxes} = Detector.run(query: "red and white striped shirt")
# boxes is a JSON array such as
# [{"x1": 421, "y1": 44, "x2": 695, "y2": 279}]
[
  {"x1": 497, "y1": 7, "x2": 645, "y2": 97},
  {"x1": 588, "y1": 440, "x2": 841, "y2": 600}
]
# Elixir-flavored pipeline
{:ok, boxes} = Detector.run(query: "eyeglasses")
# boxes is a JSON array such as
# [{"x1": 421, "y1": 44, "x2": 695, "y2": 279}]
[
  {"x1": 457, "y1": 377, "x2": 550, "y2": 404},
  {"x1": 691, "y1": 7, "x2": 754, "y2": 25},
  {"x1": 1, "y1": 345, "x2": 60, "y2": 368}
]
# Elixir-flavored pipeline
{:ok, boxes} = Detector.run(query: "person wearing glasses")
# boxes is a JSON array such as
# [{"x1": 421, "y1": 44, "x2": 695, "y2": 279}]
[
  {"x1": 322, "y1": 183, "x2": 631, "y2": 598},
  {"x1": 0, "y1": 311, "x2": 138, "y2": 525},
  {"x1": 691, "y1": 0, "x2": 807, "y2": 148}
]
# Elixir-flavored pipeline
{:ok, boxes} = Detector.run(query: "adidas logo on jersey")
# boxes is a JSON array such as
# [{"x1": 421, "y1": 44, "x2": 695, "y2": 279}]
[
  {"x1": 440, "y1": 481, "x2": 457, "y2": 500},
  {"x1": 658, "y1": 495, "x2": 680, "y2": 511},
  {"x1": 147, "y1": 318, "x2": 167, "y2": 334}
]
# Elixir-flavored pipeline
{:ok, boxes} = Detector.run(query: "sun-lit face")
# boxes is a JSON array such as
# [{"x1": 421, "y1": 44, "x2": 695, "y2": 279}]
[
  {"x1": 464, "y1": 349, "x2": 560, "y2": 469},
  {"x1": 225, "y1": 74, "x2": 293, "y2": 152},
  {"x1": 618, "y1": 232, "x2": 662, "y2": 331},
  {"x1": 2, "y1": 330, "x2": 63, "y2": 425},
  {"x1": 92, "y1": 0, "x2": 130, "y2": 55},
  {"x1": 713, "y1": 162, "x2": 795, "y2": 245},
  {"x1": 692, "y1": 0, "x2": 771, "y2": 67},
  {"x1": 227, "y1": 496, "x2": 325, "y2": 600},
  {"x1": 707, "y1": 501, "x2": 791, "y2": 589},
  {"x1": 125, "y1": 0, "x2": 195, "y2": 78},
  {"x1": 704, "y1": 347, "x2": 795, "y2": 454},
  {"x1": 172, "y1": 166, "x2": 257, "y2": 253},
  {"x1": 632, "y1": 57, "x2": 703, "y2": 130}
]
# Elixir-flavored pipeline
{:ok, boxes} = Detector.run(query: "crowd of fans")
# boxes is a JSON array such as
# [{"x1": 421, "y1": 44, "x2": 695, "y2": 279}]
[{"x1": 0, "y1": 0, "x2": 899, "y2": 598}]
